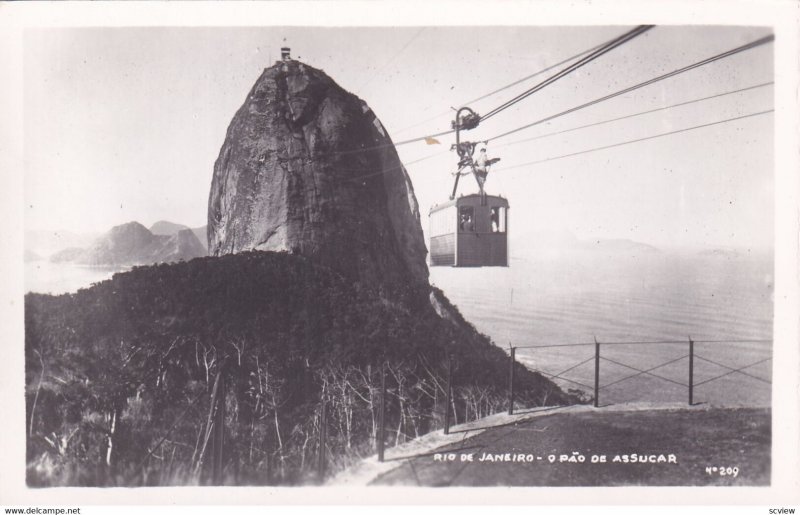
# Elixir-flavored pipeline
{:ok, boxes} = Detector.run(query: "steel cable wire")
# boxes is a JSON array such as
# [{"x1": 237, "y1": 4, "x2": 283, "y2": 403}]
[
  {"x1": 494, "y1": 81, "x2": 773, "y2": 149},
  {"x1": 599, "y1": 355, "x2": 689, "y2": 388},
  {"x1": 693, "y1": 357, "x2": 773, "y2": 387},
  {"x1": 480, "y1": 26, "x2": 655, "y2": 121},
  {"x1": 485, "y1": 34, "x2": 775, "y2": 143},
  {"x1": 494, "y1": 110, "x2": 774, "y2": 173},
  {"x1": 600, "y1": 354, "x2": 690, "y2": 390}
]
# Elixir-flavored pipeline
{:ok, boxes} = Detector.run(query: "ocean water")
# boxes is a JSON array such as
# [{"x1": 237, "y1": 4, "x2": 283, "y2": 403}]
[
  {"x1": 25, "y1": 261, "x2": 126, "y2": 296},
  {"x1": 430, "y1": 251, "x2": 773, "y2": 407},
  {"x1": 25, "y1": 251, "x2": 773, "y2": 406}
]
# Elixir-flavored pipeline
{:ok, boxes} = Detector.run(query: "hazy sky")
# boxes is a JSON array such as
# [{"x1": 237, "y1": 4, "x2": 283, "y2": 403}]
[{"x1": 23, "y1": 25, "x2": 774, "y2": 250}]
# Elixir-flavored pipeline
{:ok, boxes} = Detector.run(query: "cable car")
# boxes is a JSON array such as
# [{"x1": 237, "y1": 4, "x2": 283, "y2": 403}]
[
  {"x1": 428, "y1": 107, "x2": 509, "y2": 267},
  {"x1": 429, "y1": 194, "x2": 509, "y2": 267}
]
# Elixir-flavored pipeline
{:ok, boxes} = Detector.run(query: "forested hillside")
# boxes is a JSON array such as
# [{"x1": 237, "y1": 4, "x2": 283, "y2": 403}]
[{"x1": 25, "y1": 251, "x2": 578, "y2": 486}]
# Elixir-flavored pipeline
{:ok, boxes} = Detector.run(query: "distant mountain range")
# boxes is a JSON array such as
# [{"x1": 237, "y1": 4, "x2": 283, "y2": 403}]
[
  {"x1": 697, "y1": 247, "x2": 746, "y2": 258},
  {"x1": 512, "y1": 229, "x2": 661, "y2": 258},
  {"x1": 149, "y1": 221, "x2": 207, "y2": 249},
  {"x1": 37, "y1": 221, "x2": 208, "y2": 266},
  {"x1": 149, "y1": 220, "x2": 191, "y2": 236},
  {"x1": 584, "y1": 238, "x2": 661, "y2": 253},
  {"x1": 25, "y1": 229, "x2": 100, "y2": 259}
]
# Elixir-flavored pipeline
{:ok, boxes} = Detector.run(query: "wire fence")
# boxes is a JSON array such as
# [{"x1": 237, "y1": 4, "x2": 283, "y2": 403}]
[
  {"x1": 516, "y1": 337, "x2": 772, "y2": 408},
  {"x1": 170, "y1": 336, "x2": 771, "y2": 483}
]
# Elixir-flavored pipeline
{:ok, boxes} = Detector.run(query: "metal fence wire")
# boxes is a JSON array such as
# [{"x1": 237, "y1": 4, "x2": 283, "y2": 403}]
[
  {"x1": 327, "y1": 336, "x2": 773, "y2": 466},
  {"x1": 515, "y1": 337, "x2": 772, "y2": 408},
  {"x1": 176, "y1": 337, "x2": 771, "y2": 478}
]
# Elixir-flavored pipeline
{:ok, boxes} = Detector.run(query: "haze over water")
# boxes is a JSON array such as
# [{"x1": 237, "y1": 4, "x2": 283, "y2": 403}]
[
  {"x1": 26, "y1": 248, "x2": 773, "y2": 407},
  {"x1": 430, "y1": 249, "x2": 773, "y2": 407},
  {"x1": 25, "y1": 261, "x2": 126, "y2": 296}
]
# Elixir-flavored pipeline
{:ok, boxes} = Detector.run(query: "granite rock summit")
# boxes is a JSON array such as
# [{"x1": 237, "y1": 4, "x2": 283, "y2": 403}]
[{"x1": 207, "y1": 59, "x2": 429, "y2": 288}]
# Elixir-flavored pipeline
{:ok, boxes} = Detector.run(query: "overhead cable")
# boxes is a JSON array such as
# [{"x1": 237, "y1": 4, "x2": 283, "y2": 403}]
[
  {"x1": 481, "y1": 25, "x2": 655, "y2": 122},
  {"x1": 392, "y1": 37, "x2": 612, "y2": 135},
  {"x1": 495, "y1": 81, "x2": 773, "y2": 149},
  {"x1": 333, "y1": 26, "x2": 653, "y2": 157},
  {"x1": 356, "y1": 28, "x2": 426, "y2": 94},
  {"x1": 495, "y1": 109, "x2": 774, "y2": 173},
  {"x1": 315, "y1": 34, "x2": 773, "y2": 164},
  {"x1": 485, "y1": 34, "x2": 775, "y2": 142}
]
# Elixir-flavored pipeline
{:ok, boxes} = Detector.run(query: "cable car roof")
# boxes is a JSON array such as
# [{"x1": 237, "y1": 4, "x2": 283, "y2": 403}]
[{"x1": 429, "y1": 193, "x2": 509, "y2": 214}]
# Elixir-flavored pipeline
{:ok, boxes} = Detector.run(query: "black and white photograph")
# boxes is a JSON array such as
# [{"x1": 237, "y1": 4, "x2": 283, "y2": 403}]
[{"x1": 1, "y1": 0, "x2": 799, "y2": 509}]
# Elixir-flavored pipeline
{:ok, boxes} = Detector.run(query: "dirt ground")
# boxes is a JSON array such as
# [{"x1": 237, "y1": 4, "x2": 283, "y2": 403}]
[{"x1": 371, "y1": 407, "x2": 770, "y2": 486}]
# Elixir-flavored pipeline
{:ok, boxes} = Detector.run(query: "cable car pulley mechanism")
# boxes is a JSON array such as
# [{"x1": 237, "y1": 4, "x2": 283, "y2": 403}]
[{"x1": 449, "y1": 107, "x2": 500, "y2": 203}]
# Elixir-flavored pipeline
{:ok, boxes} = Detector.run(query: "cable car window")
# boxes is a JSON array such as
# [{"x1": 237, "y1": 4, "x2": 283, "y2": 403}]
[
  {"x1": 490, "y1": 207, "x2": 506, "y2": 233},
  {"x1": 459, "y1": 206, "x2": 474, "y2": 232}
]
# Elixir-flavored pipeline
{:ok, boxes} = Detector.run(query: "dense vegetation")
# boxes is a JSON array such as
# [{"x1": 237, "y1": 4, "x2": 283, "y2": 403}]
[{"x1": 25, "y1": 251, "x2": 578, "y2": 486}]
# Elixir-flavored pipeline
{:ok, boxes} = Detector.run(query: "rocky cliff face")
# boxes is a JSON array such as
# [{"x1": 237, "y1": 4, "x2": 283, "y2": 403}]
[
  {"x1": 207, "y1": 59, "x2": 429, "y2": 288},
  {"x1": 152, "y1": 229, "x2": 208, "y2": 264},
  {"x1": 151, "y1": 221, "x2": 209, "y2": 252},
  {"x1": 150, "y1": 220, "x2": 190, "y2": 236}
]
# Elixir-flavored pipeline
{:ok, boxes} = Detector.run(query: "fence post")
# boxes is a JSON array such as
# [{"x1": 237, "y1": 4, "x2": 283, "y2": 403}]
[
  {"x1": 688, "y1": 336, "x2": 694, "y2": 406},
  {"x1": 508, "y1": 346, "x2": 516, "y2": 415},
  {"x1": 318, "y1": 397, "x2": 327, "y2": 481},
  {"x1": 444, "y1": 355, "x2": 453, "y2": 435},
  {"x1": 593, "y1": 337, "x2": 600, "y2": 408},
  {"x1": 377, "y1": 362, "x2": 386, "y2": 462}
]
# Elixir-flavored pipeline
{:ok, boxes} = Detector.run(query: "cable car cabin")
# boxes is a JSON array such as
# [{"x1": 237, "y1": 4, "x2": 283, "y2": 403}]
[{"x1": 429, "y1": 194, "x2": 509, "y2": 267}]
